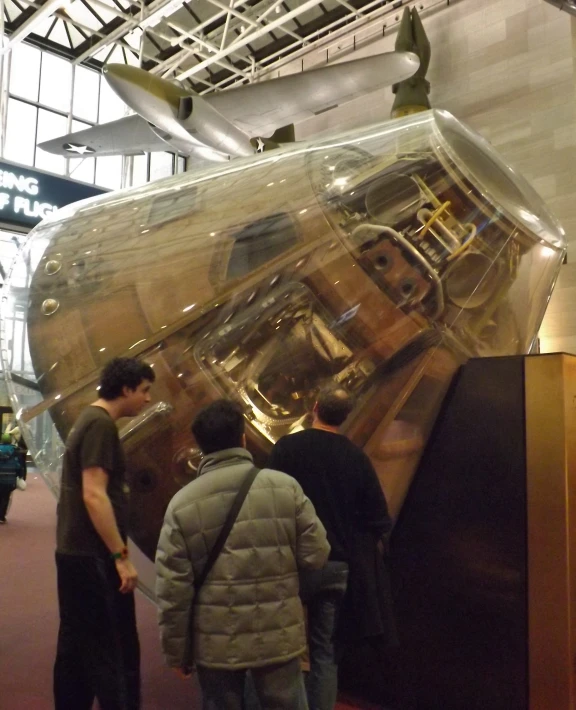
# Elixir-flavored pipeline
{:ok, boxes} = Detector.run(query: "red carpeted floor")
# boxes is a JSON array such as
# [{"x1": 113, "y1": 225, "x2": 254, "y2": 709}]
[
  {"x1": 0, "y1": 473, "x2": 201, "y2": 710},
  {"x1": 0, "y1": 474, "x2": 377, "y2": 709}
]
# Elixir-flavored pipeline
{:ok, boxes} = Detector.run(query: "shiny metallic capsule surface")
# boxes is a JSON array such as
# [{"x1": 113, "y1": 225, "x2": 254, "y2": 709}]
[{"x1": 1, "y1": 110, "x2": 565, "y2": 595}]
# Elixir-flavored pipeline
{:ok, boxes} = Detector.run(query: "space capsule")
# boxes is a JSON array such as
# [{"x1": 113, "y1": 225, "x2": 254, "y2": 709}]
[{"x1": 0, "y1": 110, "x2": 565, "y2": 585}]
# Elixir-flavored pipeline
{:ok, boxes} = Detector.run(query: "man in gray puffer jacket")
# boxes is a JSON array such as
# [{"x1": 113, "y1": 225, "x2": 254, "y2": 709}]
[{"x1": 155, "y1": 399, "x2": 330, "y2": 710}]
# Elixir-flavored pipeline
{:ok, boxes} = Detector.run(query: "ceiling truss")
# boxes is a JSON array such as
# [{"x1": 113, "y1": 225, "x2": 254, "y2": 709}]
[{"x1": 0, "y1": 0, "x2": 448, "y2": 94}]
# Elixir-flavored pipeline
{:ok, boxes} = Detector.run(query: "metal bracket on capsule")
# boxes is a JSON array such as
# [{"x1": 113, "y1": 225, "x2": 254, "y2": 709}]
[{"x1": 351, "y1": 224, "x2": 445, "y2": 320}]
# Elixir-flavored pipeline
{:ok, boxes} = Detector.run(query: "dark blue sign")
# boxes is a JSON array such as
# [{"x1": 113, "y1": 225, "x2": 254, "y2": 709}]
[{"x1": 0, "y1": 159, "x2": 105, "y2": 229}]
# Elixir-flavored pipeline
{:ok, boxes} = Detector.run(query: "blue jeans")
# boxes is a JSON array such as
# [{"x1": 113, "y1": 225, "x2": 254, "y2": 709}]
[
  {"x1": 199, "y1": 657, "x2": 308, "y2": 710},
  {"x1": 299, "y1": 561, "x2": 349, "y2": 710}
]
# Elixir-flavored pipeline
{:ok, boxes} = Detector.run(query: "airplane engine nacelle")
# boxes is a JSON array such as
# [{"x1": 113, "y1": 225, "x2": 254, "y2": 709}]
[{"x1": 179, "y1": 94, "x2": 254, "y2": 158}]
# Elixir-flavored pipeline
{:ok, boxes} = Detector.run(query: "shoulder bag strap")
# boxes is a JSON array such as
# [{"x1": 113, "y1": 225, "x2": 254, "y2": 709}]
[
  {"x1": 182, "y1": 465, "x2": 260, "y2": 672},
  {"x1": 193, "y1": 464, "x2": 260, "y2": 592}
]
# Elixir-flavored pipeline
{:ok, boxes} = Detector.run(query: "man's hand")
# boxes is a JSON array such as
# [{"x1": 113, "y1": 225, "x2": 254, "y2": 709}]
[
  {"x1": 173, "y1": 667, "x2": 192, "y2": 679},
  {"x1": 115, "y1": 558, "x2": 138, "y2": 593}
]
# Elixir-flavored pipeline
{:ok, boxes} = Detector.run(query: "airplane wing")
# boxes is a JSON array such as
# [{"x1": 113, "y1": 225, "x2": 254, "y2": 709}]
[
  {"x1": 37, "y1": 114, "x2": 170, "y2": 157},
  {"x1": 203, "y1": 51, "x2": 419, "y2": 137}
]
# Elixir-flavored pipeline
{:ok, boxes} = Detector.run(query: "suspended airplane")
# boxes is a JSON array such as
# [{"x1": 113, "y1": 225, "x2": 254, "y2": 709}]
[{"x1": 38, "y1": 51, "x2": 419, "y2": 162}]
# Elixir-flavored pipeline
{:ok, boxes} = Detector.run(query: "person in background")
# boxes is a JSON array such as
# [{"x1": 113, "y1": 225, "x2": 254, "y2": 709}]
[
  {"x1": 53, "y1": 357, "x2": 155, "y2": 710},
  {"x1": 0, "y1": 432, "x2": 24, "y2": 523},
  {"x1": 267, "y1": 385, "x2": 394, "y2": 710},
  {"x1": 155, "y1": 399, "x2": 330, "y2": 710},
  {"x1": 7, "y1": 424, "x2": 29, "y2": 482},
  {"x1": 15, "y1": 434, "x2": 28, "y2": 484}
]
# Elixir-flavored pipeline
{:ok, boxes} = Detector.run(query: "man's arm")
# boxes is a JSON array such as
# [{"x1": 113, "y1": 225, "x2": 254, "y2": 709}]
[
  {"x1": 155, "y1": 504, "x2": 195, "y2": 669},
  {"x1": 268, "y1": 437, "x2": 297, "y2": 479},
  {"x1": 293, "y1": 481, "x2": 330, "y2": 569},
  {"x1": 268, "y1": 438, "x2": 288, "y2": 472},
  {"x1": 82, "y1": 466, "x2": 138, "y2": 593}
]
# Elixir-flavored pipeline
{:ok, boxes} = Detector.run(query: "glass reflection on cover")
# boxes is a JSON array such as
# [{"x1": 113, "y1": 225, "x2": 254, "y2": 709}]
[{"x1": 0, "y1": 110, "x2": 565, "y2": 580}]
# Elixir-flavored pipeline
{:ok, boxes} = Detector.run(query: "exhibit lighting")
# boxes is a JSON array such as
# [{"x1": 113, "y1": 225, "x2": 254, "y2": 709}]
[{"x1": 543, "y1": 0, "x2": 576, "y2": 15}]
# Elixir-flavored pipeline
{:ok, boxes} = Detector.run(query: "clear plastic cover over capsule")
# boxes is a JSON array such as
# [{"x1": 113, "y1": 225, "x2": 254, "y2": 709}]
[{"x1": 1, "y1": 110, "x2": 565, "y2": 593}]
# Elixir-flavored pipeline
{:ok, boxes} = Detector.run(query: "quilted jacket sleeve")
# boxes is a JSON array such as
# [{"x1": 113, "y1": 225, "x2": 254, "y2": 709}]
[
  {"x1": 293, "y1": 481, "x2": 330, "y2": 569},
  {"x1": 155, "y1": 503, "x2": 195, "y2": 668}
]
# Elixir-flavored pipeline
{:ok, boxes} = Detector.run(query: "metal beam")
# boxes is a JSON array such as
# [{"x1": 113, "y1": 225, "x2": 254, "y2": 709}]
[
  {"x1": 208, "y1": 0, "x2": 447, "y2": 93},
  {"x1": 219, "y1": 0, "x2": 239, "y2": 51},
  {"x1": 4, "y1": 0, "x2": 112, "y2": 40},
  {"x1": 334, "y1": 0, "x2": 362, "y2": 18},
  {"x1": 252, "y1": 0, "x2": 399, "y2": 68},
  {"x1": 155, "y1": 0, "x2": 303, "y2": 80},
  {"x1": 184, "y1": 45, "x2": 250, "y2": 80},
  {"x1": 157, "y1": 10, "x2": 260, "y2": 77},
  {"x1": 205, "y1": 0, "x2": 257, "y2": 25},
  {"x1": 156, "y1": 0, "x2": 304, "y2": 79},
  {"x1": 162, "y1": 18, "x2": 249, "y2": 64},
  {"x1": 240, "y1": 0, "x2": 302, "y2": 45},
  {"x1": 232, "y1": 0, "x2": 285, "y2": 44},
  {"x1": 1, "y1": 0, "x2": 69, "y2": 54},
  {"x1": 72, "y1": 0, "x2": 182, "y2": 64},
  {"x1": 163, "y1": 0, "x2": 397, "y2": 89},
  {"x1": 204, "y1": 0, "x2": 259, "y2": 48},
  {"x1": 150, "y1": 0, "x2": 251, "y2": 74},
  {"x1": 137, "y1": 19, "x2": 250, "y2": 87},
  {"x1": 89, "y1": 0, "x2": 133, "y2": 23},
  {"x1": 176, "y1": 0, "x2": 326, "y2": 80},
  {"x1": 220, "y1": 0, "x2": 301, "y2": 47}
]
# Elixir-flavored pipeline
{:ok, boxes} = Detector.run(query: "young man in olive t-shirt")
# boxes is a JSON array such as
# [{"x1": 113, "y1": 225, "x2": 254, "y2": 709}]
[{"x1": 54, "y1": 357, "x2": 155, "y2": 710}]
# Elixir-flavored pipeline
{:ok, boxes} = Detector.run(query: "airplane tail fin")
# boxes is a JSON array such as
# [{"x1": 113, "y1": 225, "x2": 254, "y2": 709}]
[{"x1": 391, "y1": 7, "x2": 431, "y2": 118}]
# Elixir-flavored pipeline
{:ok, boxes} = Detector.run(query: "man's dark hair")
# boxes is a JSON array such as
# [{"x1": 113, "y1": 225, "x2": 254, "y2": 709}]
[
  {"x1": 98, "y1": 357, "x2": 155, "y2": 400},
  {"x1": 192, "y1": 399, "x2": 245, "y2": 454},
  {"x1": 316, "y1": 385, "x2": 355, "y2": 426}
]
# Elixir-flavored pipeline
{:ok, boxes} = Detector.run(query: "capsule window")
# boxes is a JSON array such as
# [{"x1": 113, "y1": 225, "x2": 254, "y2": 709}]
[{"x1": 227, "y1": 212, "x2": 298, "y2": 280}]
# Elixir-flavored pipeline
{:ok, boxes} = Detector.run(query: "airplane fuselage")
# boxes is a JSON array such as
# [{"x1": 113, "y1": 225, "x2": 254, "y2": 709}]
[{"x1": 103, "y1": 64, "x2": 255, "y2": 160}]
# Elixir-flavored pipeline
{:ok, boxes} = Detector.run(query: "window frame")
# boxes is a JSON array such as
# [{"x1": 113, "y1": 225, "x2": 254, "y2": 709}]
[{"x1": 3, "y1": 42, "x2": 185, "y2": 187}]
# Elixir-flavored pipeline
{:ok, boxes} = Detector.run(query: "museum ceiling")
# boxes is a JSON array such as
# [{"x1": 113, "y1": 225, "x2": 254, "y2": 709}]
[{"x1": 1, "y1": 0, "x2": 445, "y2": 94}]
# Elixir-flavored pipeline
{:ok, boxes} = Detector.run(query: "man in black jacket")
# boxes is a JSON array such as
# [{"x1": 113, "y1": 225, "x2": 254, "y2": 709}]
[{"x1": 268, "y1": 385, "x2": 392, "y2": 710}]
